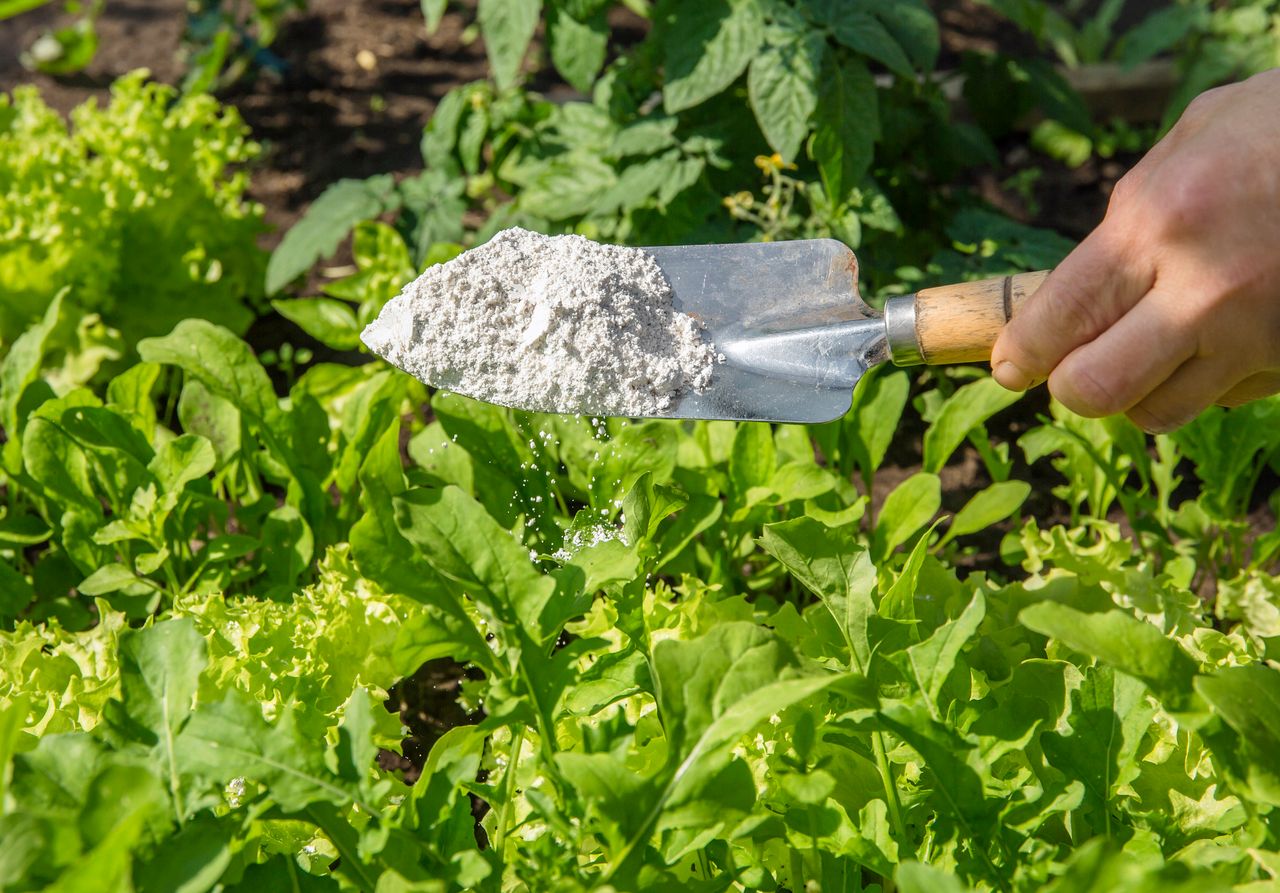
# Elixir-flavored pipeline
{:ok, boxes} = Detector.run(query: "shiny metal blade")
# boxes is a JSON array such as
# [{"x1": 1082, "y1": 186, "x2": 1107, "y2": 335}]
[{"x1": 642, "y1": 239, "x2": 885, "y2": 423}]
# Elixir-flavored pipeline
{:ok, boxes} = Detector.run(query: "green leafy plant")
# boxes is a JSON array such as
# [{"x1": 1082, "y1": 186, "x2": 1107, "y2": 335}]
[
  {"x1": 0, "y1": 72, "x2": 266, "y2": 363},
  {"x1": 0, "y1": 303, "x2": 421, "y2": 627},
  {"x1": 272, "y1": 0, "x2": 1029, "y2": 299},
  {"x1": 2, "y1": 0, "x2": 102, "y2": 75},
  {"x1": 182, "y1": 0, "x2": 308, "y2": 93},
  {"x1": 8, "y1": 3, "x2": 1280, "y2": 890}
]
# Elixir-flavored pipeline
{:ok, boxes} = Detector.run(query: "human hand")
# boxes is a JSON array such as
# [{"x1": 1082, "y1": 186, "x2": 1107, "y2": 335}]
[{"x1": 990, "y1": 68, "x2": 1280, "y2": 433}]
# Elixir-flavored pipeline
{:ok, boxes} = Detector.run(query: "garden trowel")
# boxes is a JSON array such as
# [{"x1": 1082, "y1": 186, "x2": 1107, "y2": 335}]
[{"x1": 650, "y1": 239, "x2": 1049, "y2": 423}]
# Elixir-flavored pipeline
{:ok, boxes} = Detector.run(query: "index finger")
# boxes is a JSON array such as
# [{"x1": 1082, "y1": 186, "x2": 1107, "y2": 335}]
[{"x1": 990, "y1": 222, "x2": 1155, "y2": 391}]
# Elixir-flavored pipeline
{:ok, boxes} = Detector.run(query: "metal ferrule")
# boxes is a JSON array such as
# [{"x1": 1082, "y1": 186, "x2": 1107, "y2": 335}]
[{"x1": 883, "y1": 294, "x2": 923, "y2": 366}]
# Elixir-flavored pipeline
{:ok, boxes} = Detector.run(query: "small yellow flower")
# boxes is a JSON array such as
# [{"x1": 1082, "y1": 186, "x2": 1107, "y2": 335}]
[{"x1": 753, "y1": 152, "x2": 796, "y2": 174}]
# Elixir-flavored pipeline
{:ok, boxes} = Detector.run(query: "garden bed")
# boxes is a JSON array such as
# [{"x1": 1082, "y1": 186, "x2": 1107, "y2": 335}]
[{"x1": 4, "y1": 1, "x2": 1280, "y2": 890}]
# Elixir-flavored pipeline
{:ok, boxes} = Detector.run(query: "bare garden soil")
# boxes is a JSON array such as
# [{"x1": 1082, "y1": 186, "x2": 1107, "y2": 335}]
[{"x1": 3, "y1": 0, "x2": 1261, "y2": 785}]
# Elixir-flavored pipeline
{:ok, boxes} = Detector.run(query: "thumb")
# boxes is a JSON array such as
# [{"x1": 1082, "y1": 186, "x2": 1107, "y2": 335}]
[{"x1": 991, "y1": 223, "x2": 1154, "y2": 391}]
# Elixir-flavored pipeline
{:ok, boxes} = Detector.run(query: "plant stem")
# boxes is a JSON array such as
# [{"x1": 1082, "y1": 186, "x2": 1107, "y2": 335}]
[
  {"x1": 494, "y1": 723, "x2": 526, "y2": 859},
  {"x1": 790, "y1": 847, "x2": 806, "y2": 893},
  {"x1": 696, "y1": 847, "x2": 713, "y2": 881},
  {"x1": 872, "y1": 730, "x2": 910, "y2": 852}
]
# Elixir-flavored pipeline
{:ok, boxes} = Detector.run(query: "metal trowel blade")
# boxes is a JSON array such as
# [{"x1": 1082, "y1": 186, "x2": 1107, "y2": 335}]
[{"x1": 645, "y1": 239, "x2": 885, "y2": 424}]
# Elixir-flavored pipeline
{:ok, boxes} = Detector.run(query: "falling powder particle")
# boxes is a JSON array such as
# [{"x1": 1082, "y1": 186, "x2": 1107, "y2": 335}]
[
  {"x1": 361, "y1": 227, "x2": 719, "y2": 416},
  {"x1": 553, "y1": 524, "x2": 629, "y2": 562}
]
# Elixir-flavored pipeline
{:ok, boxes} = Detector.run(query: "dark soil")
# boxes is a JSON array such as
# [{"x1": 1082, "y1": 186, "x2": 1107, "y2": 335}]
[{"x1": 377, "y1": 658, "x2": 480, "y2": 785}]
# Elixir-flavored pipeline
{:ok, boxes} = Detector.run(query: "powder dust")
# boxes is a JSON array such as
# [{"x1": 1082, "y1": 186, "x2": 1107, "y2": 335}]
[{"x1": 361, "y1": 227, "x2": 719, "y2": 416}]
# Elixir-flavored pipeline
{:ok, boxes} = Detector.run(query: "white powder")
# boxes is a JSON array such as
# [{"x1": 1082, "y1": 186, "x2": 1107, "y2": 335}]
[
  {"x1": 361, "y1": 227, "x2": 719, "y2": 416},
  {"x1": 553, "y1": 523, "x2": 629, "y2": 562}
]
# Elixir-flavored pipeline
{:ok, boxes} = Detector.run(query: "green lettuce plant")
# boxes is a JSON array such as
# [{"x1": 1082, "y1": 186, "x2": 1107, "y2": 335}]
[{"x1": 0, "y1": 72, "x2": 265, "y2": 358}]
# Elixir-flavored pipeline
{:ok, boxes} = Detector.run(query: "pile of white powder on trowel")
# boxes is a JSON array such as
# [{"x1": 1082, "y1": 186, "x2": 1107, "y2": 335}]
[{"x1": 361, "y1": 227, "x2": 719, "y2": 416}]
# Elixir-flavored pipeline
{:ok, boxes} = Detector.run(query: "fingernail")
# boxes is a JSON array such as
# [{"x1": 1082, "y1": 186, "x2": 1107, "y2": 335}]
[{"x1": 993, "y1": 360, "x2": 1032, "y2": 391}]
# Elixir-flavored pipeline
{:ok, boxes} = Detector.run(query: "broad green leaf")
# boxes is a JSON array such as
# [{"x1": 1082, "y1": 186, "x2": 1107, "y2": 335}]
[
  {"x1": 555, "y1": 524, "x2": 639, "y2": 595},
  {"x1": 730, "y1": 421, "x2": 776, "y2": 496},
  {"x1": 260, "y1": 505, "x2": 314, "y2": 589},
  {"x1": 896, "y1": 862, "x2": 969, "y2": 893},
  {"x1": 875, "y1": 0, "x2": 940, "y2": 72},
  {"x1": 662, "y1": 0, "x2": 765, "y2": 113},
  {"x1": 748, "y1": 28, "x2": 824, "y2": 161},
  {"x1": 922, "y1": 377, "x2": 1020, "y2": 474},
  {"x1": 405, "y1": 725, "x2": 486, "y2": 841},
  {"x1": 397, "y1": 169, "x2": 467, "y2": 265},
  {"x1": 548, "y1": 1, "x2": 609, "y2": 93},
  {"x1": 223, "y1": 858, "x2": 342, "y2": 892},
  {"x1": 134, "y1": 814, "x2": 233, "y2": 893},
  {"x1": 148, "y1": 435, "x2": 216, "y2": 496},
  {"x1": 332, "y1": 369, "x2": 405, "y2": 495},
  {"x1": 79, "y1": 563, "x2": 146, "y2": 596},
  {"x1": 812, "y1": 0, "x2": 922, "y2": 79},
  {"x1": 272, "y1": 298, "x2": 361, "y2": 351},
  {"x1": 106, "y1": 361, "x2": 160, "y2": 440},
  {"x1": 177, "y1": 690, "x2": 374, "y2": 815},
  {"x1": 0, "y1": 560, "x2": 36, "y2": 621},
  {"x1": 905, "y1": 591, "x2": 985, "y2": 712},
  {"x1": 556, "y1": 649, "x2": 650, "y2": 717},
  {"x1": 760, "y1": 517, "x2": 875, "y2": 672},
  {"x1": 1118, "y1": 5, "x2": 1202, "y2": 68},
  {"x1": 202, "y1": 535, "x2": 258, "y2": 563},
  {"x1": 823, "y1": 11, "x2": 910, "y2": 78},
  {"x1": 1041, "y1": 666, "x2": 1152, "y2": 814},
  {"x1": 350, "y1": 424, "x2": 492, "y2": 680},
  {"x1": 557, "y1": 750, "x2": 654, "y2": 851},
  {"x1": 844, "y1": 366, "x2": 910, "y2": 486},
  {"x1": 177, "y1": 379, "x2": 241, "y2": 468},
  {"x1": 266, "y1": 176, "x2": 400, "y2": 293},
  {"x1": 1195, "y1": 665, "x2": 1280, "y2": 806},
  {"x1": 420, "y1": 86, "x2": 468, "y2": 169},
  {"x1": 111, "y1": 620, "x2": 207, "y2": 820},
  {"x1": 608, "y1": 118, "x2": 679, "y2": 158},
  {"x1": 879, "y1": 701, "x2": 998, "y2": 828},
  {"x1": 0, "y1": 287, "x2": 64, "y2": 436},
  {"x1": 873, "y1": 472, "x2": 940, "y2": 561},
  {"x1": 621, "y1": 471, "x2": 688, "y2": 546},
  {"x1": 593, "y1": 151, "x2": 681, "y2": 215},
  {"x1": 45, "y1": 784, "x2": 156, "y2": 893},
  {"x1": 654, "y1": 494, "x2": 723, "y2": 571},
  {"x1": 653, "y1": 622, "x2": 795, "y2": 757},
  {"x1": 1019, "y1": 603, "x2": 1199, "y2": 708},
  {"x1": 513, "y1": 152, "x2": 618, "y2": 219},
  {"x1": 478, "y1": 0, "x2": 541, "y2": 89},
  {"x1": 611, "y1": 623, "x2": 862, "y2": 875},
  {"x1": 591, "y1": 421, "x2": 679, "y2": 511},
  {"x1": 138, "y1": 321, "x2": 279, "y2": 426},
  {"x1": 813, "y1": 54, "x2": 878, "y2": 203},
  {"x1": 940, "y1": 480, "x2": 1030, "y2": 545},
  {"x1": 1038, "y1": 837, "x2": 1227, "y2": 893},
  {"x1": 393, "y1": 486, "x2": 556, "y2": 640},
  {"x1": 333, "y1": 688, "x2": 382, "y2": 801},
  {"x1": 769, "y1": 460, "x2": 837, "y2": 502},
  {"x1": 879, "y1": 518, "x2": 944, "y2": 627}
]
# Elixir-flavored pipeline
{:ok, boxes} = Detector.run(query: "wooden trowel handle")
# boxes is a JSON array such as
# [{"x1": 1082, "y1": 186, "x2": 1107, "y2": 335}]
[{"x1": 884, "y1": 270, "x2": 1051, "y2": 366}]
